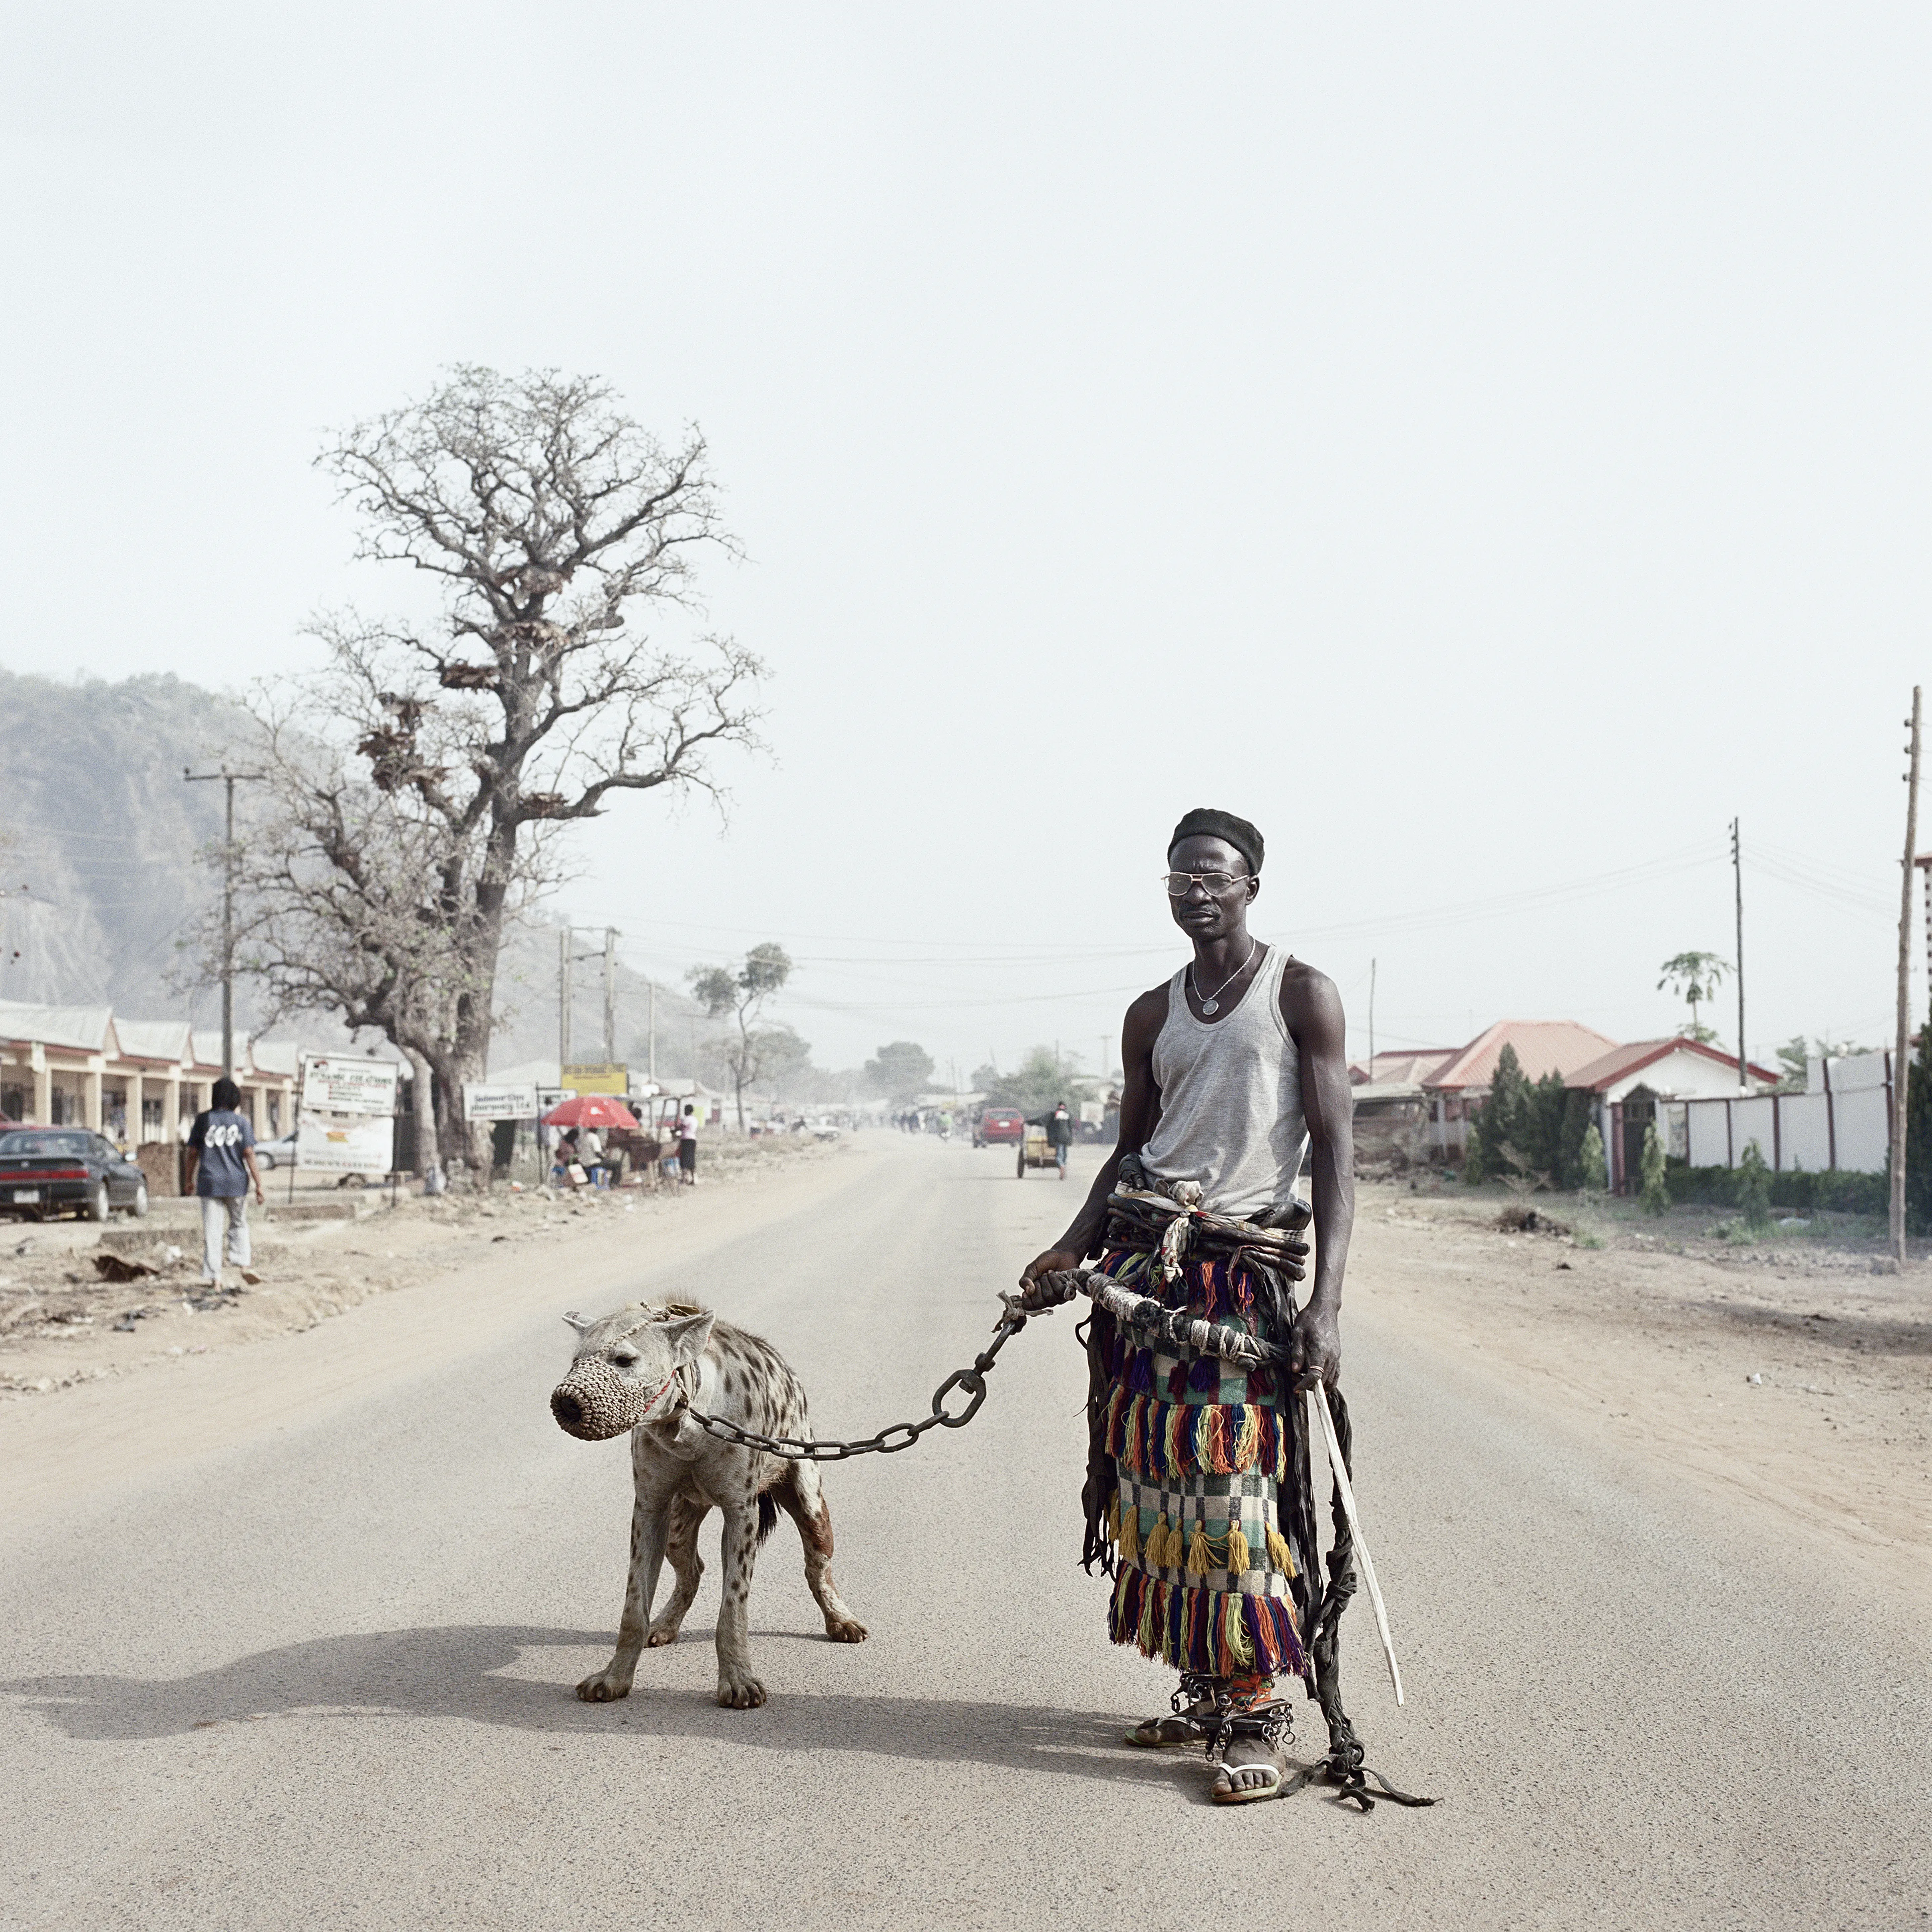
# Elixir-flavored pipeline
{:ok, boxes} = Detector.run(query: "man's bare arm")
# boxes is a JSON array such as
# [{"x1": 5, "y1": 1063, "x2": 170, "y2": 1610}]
[
  {"x1": 1019, "y1": 988, "x2": 1166, "y2": 1290},
  {"x1": 1282, "y1": 963, "x2": 1352, "y2": 1387}
]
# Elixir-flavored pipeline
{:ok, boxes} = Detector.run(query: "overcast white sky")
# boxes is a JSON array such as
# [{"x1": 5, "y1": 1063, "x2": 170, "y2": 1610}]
[{"x1": 4, "y1": 3, "x2": 1927, "y2": 1082}]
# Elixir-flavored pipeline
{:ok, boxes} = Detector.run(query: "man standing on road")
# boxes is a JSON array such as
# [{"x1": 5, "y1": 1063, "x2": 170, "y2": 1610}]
[
  {"x1": 677, "y1": 1103, "x2": 699, "y2": 1186},
  {"x1": 184, "y1": 1077, "x2": 266, "y2": 1289},
  {"x1": 1046, "y1": 1099, "x2": 1074, "y2": 1179},
  {"x1": 1019, "y1": 807, "x2": 1353, "y2": 1806}
]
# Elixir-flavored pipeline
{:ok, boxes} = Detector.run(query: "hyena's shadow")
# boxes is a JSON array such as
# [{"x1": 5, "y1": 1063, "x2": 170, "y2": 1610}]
[{"x1": 3, "y1": 1624, "x2": 1187, "y2": 1790}]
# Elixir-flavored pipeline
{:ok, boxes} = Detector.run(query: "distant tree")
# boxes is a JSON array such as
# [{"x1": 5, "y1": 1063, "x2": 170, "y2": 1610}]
[
  {"x1": 689, "y1": 943, "x2": 793, "y2": 1129},
  {"x1": 980, "y1": 1044, "x2": 1082, "y2": 1118},
  {"x1": 863, "y1": 1040, "x2": 935, "y2": 1105},
  {"x1": 1639, "y1": 1122, "x2": 1669, "y2": 1215},
  {"x1": 1657, "y1": 951, "x2": 1729, "y2": 1044},
  {"x1": 1776, "y1": 1033, "x2": 1875, "y2": 1093},
  {"x1": 1578, "y1": 1121, "x2": 1607, "y2": 1193},
  {"x1": 1468, "y1": 1043, "x2": 1530, "y2": 1185},
  {"x1": 217, "y1": 367, "x2": 762, "y2": 1178}
]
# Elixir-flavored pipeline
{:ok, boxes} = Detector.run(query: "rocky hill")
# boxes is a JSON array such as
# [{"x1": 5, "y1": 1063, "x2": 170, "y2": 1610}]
[{"x1": 0, "y1": 668, "x2": 709, "y2": 1076}]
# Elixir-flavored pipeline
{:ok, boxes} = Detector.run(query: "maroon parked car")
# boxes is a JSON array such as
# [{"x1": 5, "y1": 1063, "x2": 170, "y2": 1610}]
[{"x1": 973, "y1": 1107, "x2": 1025, "y2": 1149}]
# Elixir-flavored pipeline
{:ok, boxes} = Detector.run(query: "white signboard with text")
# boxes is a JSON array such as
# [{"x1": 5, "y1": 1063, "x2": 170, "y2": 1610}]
[
  {"x1": 464, "y1": 1082, "x2": 538, "y2": 1121},
  {"x1": 299, "y1": 1054, "x2": 401, "y2": 1116},
  {"x1": 295, "y1": 1110, "x2": 396, "y2": 1175}
]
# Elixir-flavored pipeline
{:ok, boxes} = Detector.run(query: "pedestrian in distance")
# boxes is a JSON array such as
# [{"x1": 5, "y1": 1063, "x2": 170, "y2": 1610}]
[
  {"x1": 1047, "y1": 1098, "x2": 1074, "y2": 1178},
  {"x1": 1019, "y1": 806, "x2": 1355, "y2": 1807},
  {"x1": 184, "y1": 1076, "x2": 265, "y2": 1289},
  {"x1": 678, "y1": 1103, "x2": 699, "y2": 1185}
]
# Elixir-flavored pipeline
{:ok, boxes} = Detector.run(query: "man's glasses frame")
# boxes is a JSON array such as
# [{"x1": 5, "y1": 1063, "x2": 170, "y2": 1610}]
[{"x1": 1161, "y1": 870, "x2": 1252, "y2": 896}]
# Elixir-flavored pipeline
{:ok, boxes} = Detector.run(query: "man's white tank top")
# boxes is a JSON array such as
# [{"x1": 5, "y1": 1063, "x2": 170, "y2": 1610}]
[{"x1": 1140, "y1": 944, "x2": 1308, "y2": 1221}]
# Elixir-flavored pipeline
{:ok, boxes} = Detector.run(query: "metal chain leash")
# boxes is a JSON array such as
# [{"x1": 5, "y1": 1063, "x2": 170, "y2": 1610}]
[{"x1": 682, "y1": 1310, "x2": 1029, "y2": 1461}]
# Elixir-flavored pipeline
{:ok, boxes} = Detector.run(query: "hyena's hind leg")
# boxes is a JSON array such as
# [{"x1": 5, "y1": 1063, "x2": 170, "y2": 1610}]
[
  {"x1": 646, "y1": 1493, "x2": 709, "y2": 1647},
  {"x1": 778, "y1": 1462, "x2": 867, "y2": 1643}
]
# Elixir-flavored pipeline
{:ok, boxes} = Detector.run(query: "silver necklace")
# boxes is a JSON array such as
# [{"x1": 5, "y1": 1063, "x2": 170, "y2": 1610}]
[{"x1": 1191, "y1": 937, "x2": 1257, "y2": 1016}]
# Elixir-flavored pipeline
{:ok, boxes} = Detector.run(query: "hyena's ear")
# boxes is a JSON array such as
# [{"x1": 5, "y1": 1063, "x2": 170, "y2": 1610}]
[
  {"x1": 562, "y1": 1311, "x2": 591, "y2": 1334},
  {"x1": 661, "y1": 1310, "x2": 715, "y2": 1366}
]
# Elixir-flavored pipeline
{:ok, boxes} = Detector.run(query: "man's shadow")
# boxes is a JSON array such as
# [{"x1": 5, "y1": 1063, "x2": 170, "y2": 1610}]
[{"x1": 3, "y1": 1624, "x2": 1197, "y2": 1792}]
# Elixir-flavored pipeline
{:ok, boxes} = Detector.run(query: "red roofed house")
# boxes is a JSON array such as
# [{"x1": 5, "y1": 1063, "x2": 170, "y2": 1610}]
[
  {"x1": 1563, "y1": 1037, "x2": 1781, "y2": 1193},
  {"x1": 1422, "y1": 1019, "x2": 1622, "y2": 1155}
]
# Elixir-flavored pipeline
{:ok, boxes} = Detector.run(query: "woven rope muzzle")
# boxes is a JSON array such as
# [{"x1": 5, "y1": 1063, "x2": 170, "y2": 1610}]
[{"x1": 550, "y1": 1360, "x2": 680, "y2": 1441}]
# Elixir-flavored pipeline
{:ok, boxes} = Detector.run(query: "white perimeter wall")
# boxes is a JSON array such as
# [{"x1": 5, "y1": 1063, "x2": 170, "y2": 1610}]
[{"x1": 1682, "y1": 1056, "x2": 1892, "y2": 1173}]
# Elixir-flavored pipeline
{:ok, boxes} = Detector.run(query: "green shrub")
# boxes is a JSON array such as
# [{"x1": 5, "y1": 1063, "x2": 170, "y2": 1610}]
[
  {"x1": 1663, "y1": 1158, "x2": 1885, "y2": 1215},
  {"x1": 1737, "y1": 1141, "x2": 1772, "y2": 1228},
  {"x1": 1578, "y1": 1122, "x2": 1607, "y2": 1193},
  {"x1": 1639, "y1": 1123, "x2": 1669, "y2": 1215}
]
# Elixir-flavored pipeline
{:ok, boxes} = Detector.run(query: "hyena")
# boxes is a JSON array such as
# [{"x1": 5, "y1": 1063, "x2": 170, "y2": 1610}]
[{"x1": 549, "y1": 1301, "x2": 867, "y2": 1709}]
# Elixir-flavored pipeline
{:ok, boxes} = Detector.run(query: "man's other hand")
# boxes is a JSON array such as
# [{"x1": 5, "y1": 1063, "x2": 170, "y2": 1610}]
[{"x1": 1289, "y1": 1299, "x2": 1340, "y2": 1388}]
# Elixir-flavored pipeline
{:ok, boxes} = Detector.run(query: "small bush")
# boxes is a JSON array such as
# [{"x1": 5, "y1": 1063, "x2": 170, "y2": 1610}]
[
  {"x1": 1639, "y1": 1123, "x2": 1669, "y2": 1215},
  {"x1": 1578, "y1": 1122, "x2": 1607, "y2": 1194},
  {"x1": 1737, "y1": 1142, "x2": 1772, "y2": 1228}
]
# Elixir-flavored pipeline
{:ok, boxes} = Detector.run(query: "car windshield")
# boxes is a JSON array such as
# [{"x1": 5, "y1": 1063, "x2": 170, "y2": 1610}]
[{"x1": 0, "y1": 1131, "x2": 95, "y2": 1159}]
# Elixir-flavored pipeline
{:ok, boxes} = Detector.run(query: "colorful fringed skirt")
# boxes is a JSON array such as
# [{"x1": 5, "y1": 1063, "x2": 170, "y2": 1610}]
[{"x1": 1097, "y1": 1244, "x2": 1308, "y2": 1683}]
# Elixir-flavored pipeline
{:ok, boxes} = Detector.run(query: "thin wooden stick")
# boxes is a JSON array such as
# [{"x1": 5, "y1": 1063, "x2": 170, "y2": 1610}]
[{"x1": 1311, "y1": 1384, "x2": 1405, "y2": 1707}]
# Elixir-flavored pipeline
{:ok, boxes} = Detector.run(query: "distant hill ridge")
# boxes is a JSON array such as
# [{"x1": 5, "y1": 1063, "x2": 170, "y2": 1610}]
[{"x1": 0, "y1": 668, "x2": 707, "y2": 1075}]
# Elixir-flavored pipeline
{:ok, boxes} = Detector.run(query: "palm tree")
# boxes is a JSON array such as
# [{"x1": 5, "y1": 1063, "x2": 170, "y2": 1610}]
[{"x1": 1657, "y1": 951, "x2": 1729, "y2": 1043}]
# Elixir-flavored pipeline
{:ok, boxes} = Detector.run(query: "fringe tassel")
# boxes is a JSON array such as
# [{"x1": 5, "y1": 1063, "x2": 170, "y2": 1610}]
[
  {"x1": 1186, "y1": 1522, "x2": 1213, "y2": 1574},
  {"x1": 1105, "y1": 1394, "x2": 1286, "y2": 1482},
  {"x1": 1112, "y1": 1569, "x2": 1309, "y2": 1678},
  {"x1": 1266, "y1": 1524, "x2": 1296, "y2": 1576},
  {"x1": 1128, "y1": 1347, "x2": 1156, "y2": 1395},
  {"x1": 1232, "y1": 1405, "x2": 1261, "y2": 1472},
  {"x1": 1138, "y1": 1574, "x2": 1159, "y2": 1654},
  {"x1": 1188, "y1": 1354, "x2": 1219, "y2": 1393},
  {"x1": 1225, "y1": 1521, "x2": 1251, "y2": 1575},
  {"x1": 1117, "y1": 1504, "x2": 1141, "y2": 1564},
  {"x1": 1166, "y1": 1360, "x2": 1190, "y2": 1401},
  {"x1": 1221, "y1": 1593, "x2": 1254, "y2": 1669}
]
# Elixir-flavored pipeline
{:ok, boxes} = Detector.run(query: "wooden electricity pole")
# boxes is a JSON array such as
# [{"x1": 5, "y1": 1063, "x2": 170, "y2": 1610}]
[
  {"x1": 1731, "y1": 819, "x2": 1747, "y2": 1089},
  {"x1": 184, "y1": 766, "x2": 266, "y2": 1078},
  {"x1": 603, "y1": 927, "x2": 618, "y2": 1065},
  {"x1": 1891, "y1": 687, "x2": 1921, "y2": 1267}
]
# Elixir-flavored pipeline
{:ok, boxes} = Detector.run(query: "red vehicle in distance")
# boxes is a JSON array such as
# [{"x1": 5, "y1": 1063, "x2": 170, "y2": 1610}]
[{"x1": 973, "y1": 1106, "x2": 1024, "y2": 1149}]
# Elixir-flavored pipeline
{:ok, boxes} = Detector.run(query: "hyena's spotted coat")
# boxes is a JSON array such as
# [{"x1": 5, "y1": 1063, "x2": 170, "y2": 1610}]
[{"x1": 550, "y1": 1302, "x2": 866, "y2": 1709}]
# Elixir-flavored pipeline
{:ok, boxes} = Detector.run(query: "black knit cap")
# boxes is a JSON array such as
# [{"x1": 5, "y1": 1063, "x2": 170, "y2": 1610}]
[{"x1": 1168, "y1": 807, "x2": 1263, "y2": 876}]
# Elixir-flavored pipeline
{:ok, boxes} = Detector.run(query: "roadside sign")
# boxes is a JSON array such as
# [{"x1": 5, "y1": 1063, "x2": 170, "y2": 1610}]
[
  {"x1": 463, "y1": 1082, "x2": 538, "y2": 1121},
  {"x1": 296, "y1": 1110, "x2": 396, "y2": 1174},
  {"x1": 561, "y1": 1062, "x2": 628, "y2": 1095},
  {"x1": 299, "y1": 1054, "x2": 401, "y2": 1116}
]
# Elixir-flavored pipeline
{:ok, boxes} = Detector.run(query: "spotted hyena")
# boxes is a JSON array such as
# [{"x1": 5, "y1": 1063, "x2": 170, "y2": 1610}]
[{"x1": 549, "y1": 1301, "x2": 867, "y2": 1709}]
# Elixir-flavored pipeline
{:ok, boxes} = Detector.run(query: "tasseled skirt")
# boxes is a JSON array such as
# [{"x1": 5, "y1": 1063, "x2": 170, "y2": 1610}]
[{"x1": 1095, "y1": 1244, "x2": 1308, "y2": 1682}]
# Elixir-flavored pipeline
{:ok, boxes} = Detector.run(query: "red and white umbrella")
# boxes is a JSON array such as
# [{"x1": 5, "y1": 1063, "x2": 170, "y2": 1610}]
[{"x1": 541, "y1": 1094, "x2": 640, "y2": 1130}]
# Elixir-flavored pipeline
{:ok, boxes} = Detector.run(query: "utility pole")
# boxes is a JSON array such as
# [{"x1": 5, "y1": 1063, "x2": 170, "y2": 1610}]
[
  {"x1": 184, "y1": 767, "x2": 265, "y2": 1077},
  {"x1": 1891, "y1": 687, "x2": 1921, "y2": 1268},
  {"x1": 558, "y1": 927, "x2": 572, "y2": 1070},
  {"x1": 648, "y1": 975, "x2": 658, "y2": 1085},
  {"x1": 603, "y1": 927, "x2": 618, "y2": 1065},
  {"x1": 1731, "y1": 818, "x2": 1747, "y2": 1090},
  {"x1": 1369, "y1": 957, "x2": 1377, "y2": 1072}
]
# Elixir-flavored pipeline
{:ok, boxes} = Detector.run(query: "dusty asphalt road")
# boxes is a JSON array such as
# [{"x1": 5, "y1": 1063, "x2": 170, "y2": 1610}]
[{"x1": 1, "y1": 1136, "x2": 1926, "y2": 1931}]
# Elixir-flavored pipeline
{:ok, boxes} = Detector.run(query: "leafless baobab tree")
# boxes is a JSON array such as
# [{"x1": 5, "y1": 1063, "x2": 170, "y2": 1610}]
[{"x1": 213, "y1": 367, "x2": 763, "y2": 1176}]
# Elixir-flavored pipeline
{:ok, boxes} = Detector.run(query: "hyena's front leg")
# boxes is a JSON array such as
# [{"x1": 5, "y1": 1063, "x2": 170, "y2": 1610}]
[
  {"x1": 713, "y1": 1499, "x2": 766, "y2": 1708},
  {"x1": 646, "y1": 1494, "x2": 708, "y2": 1647},
  {"x1": 577, "y1": 1487, "x2": 669, "y2": 1702}
]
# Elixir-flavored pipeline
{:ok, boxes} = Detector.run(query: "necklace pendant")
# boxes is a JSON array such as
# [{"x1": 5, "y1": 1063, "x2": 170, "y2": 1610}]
[{"x1": 1201, "y1": 999, "x2": 1219, "y2": 1015}]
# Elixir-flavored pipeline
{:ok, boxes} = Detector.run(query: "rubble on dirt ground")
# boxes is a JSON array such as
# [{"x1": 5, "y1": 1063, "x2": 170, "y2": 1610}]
[
  {"x1": 1495, "y1": 1204, "x2": 1572, "y2": 1237},
  {"x1": 92, "y1": 1254, "x2": 160, "y2": 1284}
]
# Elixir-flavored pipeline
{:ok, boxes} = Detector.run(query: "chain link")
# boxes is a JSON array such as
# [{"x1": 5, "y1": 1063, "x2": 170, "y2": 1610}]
[{"x1": 682, "y1": 1311, "x2": 1027, "y2": 1462}]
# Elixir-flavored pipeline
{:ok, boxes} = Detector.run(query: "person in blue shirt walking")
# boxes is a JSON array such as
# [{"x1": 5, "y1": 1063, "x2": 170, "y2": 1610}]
[{"x1": 184, "y1": 1077, "x2": 265, "y2": 1287}]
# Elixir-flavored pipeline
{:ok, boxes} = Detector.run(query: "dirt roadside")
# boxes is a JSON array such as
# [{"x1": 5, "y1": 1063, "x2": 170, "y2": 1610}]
[
  {"x1": 1347, "y1": 1178, "x2": 1932, "y2": 1606},
  {"x1": 0, "y1": 1136, "x2": 838, "y2": 1402}
]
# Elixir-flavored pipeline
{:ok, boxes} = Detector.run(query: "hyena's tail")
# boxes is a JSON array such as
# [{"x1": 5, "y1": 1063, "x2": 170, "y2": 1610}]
[{"x1": 756, "y1": 1488, "x2": 782, "y2": 1546}]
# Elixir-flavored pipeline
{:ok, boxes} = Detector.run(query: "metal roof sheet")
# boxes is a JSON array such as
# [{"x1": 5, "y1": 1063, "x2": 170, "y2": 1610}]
[{"x1": 1423, "y1": 1019, "x2": 1622, "y2": 1091}]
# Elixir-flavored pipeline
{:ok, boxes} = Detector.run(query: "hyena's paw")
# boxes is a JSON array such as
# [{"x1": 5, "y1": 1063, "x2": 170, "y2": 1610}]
[
  {"x1": 645, "y1": 1621, "x2": 682, "y2": 1648},
  {"x1": 575, "y1": 1668, "x2": 633, "y2": 1703},
  {"x1": 715, "y1": 1668, "x2": 767, "y2": 1709},
  {"x1": 824, "y1": 1616, "x2": 868, "y2": 1644}
]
